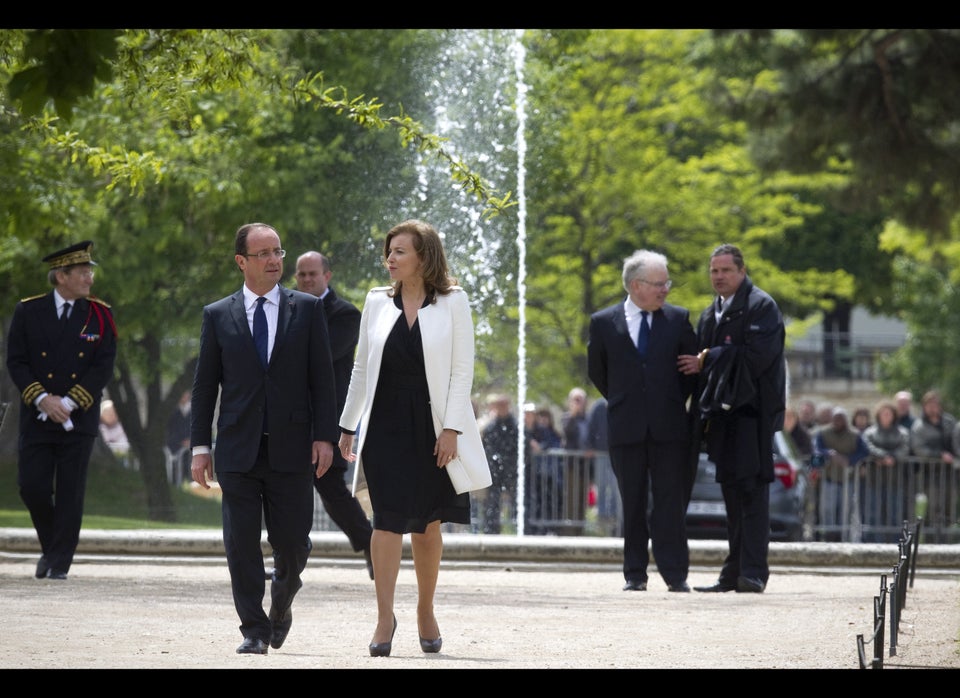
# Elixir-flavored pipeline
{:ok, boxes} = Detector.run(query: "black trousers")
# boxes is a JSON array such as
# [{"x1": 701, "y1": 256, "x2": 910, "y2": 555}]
[
  {"x1": 313, "y1": 465, "x2": 372, "y2": 553},
  {"x1": 18, "y1": 431, "x2": 95, "y2": 574},
  {"x1": 718, "y1": 480, "x2": 770, "y2": 584},
  {"x1": 217, "y1": 436, "x2": 314, "y2": 642},
  {"x1": 610, "y1": 439, "x2": 690, "y2": 586}
]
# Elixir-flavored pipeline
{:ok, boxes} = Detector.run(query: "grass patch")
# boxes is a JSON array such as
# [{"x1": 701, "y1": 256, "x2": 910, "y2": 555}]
[{"x1": 0, "y1": 449, "x2": 222, "y2": 529}]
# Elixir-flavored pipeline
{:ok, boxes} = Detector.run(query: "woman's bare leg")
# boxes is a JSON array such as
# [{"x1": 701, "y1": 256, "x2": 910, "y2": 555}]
[
  {"x1": 411, "y1": 520, "x2": 442, "y2": 639},
  {"x1": 370, "y1": 528, "x2": 402, "y2": 644}
]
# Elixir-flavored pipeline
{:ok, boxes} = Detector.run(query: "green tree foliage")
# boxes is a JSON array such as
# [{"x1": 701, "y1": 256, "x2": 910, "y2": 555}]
[
  {"x1": 713, "y1": 29, "x2": 960, "y2": 402},
  {"x1": 522, "y1": 29, "x2": 835, "y2": 405},
  {"x1": 716, "y1": 29, "x2": 960, "y2": 239},
  {"x1": 7, "y1": 29, "x2": 120, "y2": 119},
  {"x1": 0, "y1": 29, "x2": 514, "y2": 520}
]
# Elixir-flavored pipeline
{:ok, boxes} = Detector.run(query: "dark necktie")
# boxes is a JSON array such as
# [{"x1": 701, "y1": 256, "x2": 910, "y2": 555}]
[
  {"x1": 637, "y1": 310, "x2": 649, "y2": 357},
  {"x1": 253, "y1": 297, "x2": 268, "y2": 368},
  {"x1": 60, "y1": 302, "x2": 71, "y2": 326}
]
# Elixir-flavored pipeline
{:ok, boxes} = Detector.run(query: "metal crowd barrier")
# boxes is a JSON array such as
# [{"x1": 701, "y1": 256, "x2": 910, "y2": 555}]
[
  {"x1": 524, "y1": 449, "x2": 623, "y2": 537},
  {"x1": 808, "y1": 456, "x2": 960, "y2": 544},
  {"x1": 312, "y1": 490, "x2": 337, "y2": 532},
  {"x1": 163, "y1": 446, "x2": 191, "y2": 487},
  {"x1": 307, "y1": 449, "x2": 623, "y2": 537},
  {"x1": 304, "y1": 449, "x2": 960, "y2": 544}
]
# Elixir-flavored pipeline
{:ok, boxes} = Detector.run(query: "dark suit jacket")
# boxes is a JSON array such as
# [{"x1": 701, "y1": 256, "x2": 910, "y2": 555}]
[
  {"x1": 322, "y1": 286, "x2": 361, "y2": 470},
  {"x1": 191, "y1": 285, "x2": 338, "y2": 474},
  {"x1": 587, "y1": 301, "x2": 698, "y2": 447},
  {"x1": 694, "y1": 276, "x2": 786, "y2": 484},
  {"x1": 7, "y1": 292, "x2": 117, "y2": 437},
  {"x1": 166, "y1": 407, "x2": 191, "y2": 453}
]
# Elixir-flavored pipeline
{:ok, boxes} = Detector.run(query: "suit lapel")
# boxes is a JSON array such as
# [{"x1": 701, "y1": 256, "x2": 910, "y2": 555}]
[
  {"x1": 702, "y1": 305, "x2": 718, "y2": 345},
  {"x1": 612, "y1": 304, "x2": 633, "y2": 349},
  {"x1": 229, "y1": 293, "x2": 257, "y2": 365},
  {"x1": 65, "y1": 298, "x2": 85, "y2": 336},
  {"x1": 648, "y1": 308, "x2": 664, "y2": 353},
  {"x1": 271, "y1": 288, "x2": 296, "y2": 365},
  {"x1": 44, "y1": 294, "x2": 62, "y2": 344}
]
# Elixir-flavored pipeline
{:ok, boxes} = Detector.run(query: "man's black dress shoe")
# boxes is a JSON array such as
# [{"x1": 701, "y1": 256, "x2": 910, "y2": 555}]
[
  {"x1": 622, "y1": 580, "x2": 647, "y2": 591},
  {"x1": 35, "y1": 556, "x2": 50, "y2": 579},
  {"x1": 363, "y1": 547, "x2": 374, "y2": 581},
  {"x1": 693, "y1": 580, "x2": 736, "y2": 592},
  {"x1": 46, "y1": 569, "x2": 67, "y2": 580},
  {"x1": 667, "y1": 582, "x2": 691, "y2": 592},
  {"x1": 269, "y1": 606, "x2": 292, "y2": 649},
  {"x1": 736, "y1": 576, "x2": 766, "y2": 593},
  {"x1": 368, "y1": 614, "x2": 397, "y2": 657},
  {"x1": 236, "y1": 637, "x2": 268, "y2": 655}
]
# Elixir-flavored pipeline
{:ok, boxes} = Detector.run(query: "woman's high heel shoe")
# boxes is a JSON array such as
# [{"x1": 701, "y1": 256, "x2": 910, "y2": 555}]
[
  {"x1": 368, "y1": 615, "x2": 397, "y2": 657},
  {"x1": 419, "y1": 635, "x2": 442, "y2": 653}
]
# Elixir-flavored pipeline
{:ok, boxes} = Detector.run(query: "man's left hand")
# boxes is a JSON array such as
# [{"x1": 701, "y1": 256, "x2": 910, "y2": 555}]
[{"x1": 313, "y1": 441, "x2": 334, "y2": 477}]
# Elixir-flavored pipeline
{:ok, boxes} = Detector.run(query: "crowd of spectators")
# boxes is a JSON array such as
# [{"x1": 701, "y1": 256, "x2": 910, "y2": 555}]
[{"x1": 790, "y1": 389, "x2": 959, "y2": 542}]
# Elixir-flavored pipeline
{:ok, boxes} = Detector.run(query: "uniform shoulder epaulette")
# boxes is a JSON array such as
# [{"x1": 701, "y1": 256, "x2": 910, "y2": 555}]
[
  {"x1": 89, "y1": 297, "x2": 112, "y2": 309},
  {"x1": 20, "y1": 294, "x2": 46, "y2": 303}
]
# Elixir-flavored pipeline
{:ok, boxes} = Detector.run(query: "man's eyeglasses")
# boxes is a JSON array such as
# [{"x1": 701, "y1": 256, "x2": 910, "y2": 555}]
[
  {"x1": 639, "y1": 279, "x2": 672, "y2": 290},
  {"x1": 243, "y1": 248, "x2": 286, "y2": 261}
]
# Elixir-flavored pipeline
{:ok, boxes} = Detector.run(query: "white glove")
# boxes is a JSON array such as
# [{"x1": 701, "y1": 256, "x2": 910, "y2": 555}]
[
  {"x1": 60, "y1": 397, "x2": 75, "y2": 431},
  {"x1": 35, "y1": 396, "x2": 75, "y2": 431}
]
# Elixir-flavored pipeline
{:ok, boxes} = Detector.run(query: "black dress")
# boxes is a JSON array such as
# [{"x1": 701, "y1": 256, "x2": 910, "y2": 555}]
[{"x1": 361, "y1": 294, "x2": 472, "y2": 534}]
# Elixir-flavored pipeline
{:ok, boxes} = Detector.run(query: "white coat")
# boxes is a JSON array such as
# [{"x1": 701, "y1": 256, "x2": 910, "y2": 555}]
[{"x1": 339, "y1": 286, "x2": 490, "y2": 497}]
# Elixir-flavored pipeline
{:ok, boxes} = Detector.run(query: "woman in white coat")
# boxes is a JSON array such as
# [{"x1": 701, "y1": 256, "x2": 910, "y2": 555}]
[{"x1": 338, "y1": 219, "x2": 489, "y2": 657}]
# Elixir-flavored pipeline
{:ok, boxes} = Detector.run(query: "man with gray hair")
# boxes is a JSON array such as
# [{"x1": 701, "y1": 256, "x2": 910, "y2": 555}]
[
  {"x1": 588, "y1": 249, "x2": 698, "y2": 592},
  {"x1": 895, "y1": 390, "x2": 915, "y2": 430}
]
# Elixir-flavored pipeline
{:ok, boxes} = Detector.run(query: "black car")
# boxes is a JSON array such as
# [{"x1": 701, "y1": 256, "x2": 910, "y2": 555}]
[{"x1": 685, "y1": 431, "x2": 808, "y2": 542}]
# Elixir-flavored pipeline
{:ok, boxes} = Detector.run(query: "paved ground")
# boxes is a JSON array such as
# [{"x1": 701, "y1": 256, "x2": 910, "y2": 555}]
[{"x1": 2, "y1": 548, "x2": 958, "y2": 671}]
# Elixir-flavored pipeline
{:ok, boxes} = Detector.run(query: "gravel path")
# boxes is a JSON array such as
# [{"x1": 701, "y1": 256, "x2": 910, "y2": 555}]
[{"x1": 2, "y1": 553, "x2": 957, "y2": 670}]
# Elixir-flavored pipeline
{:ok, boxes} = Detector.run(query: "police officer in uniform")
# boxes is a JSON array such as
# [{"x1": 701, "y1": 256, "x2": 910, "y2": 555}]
[{"x1": 6, "y1": 241, "x2": 117, "y2": 580}]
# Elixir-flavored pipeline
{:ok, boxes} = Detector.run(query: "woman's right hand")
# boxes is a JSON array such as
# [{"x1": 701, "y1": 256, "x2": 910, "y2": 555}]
[{"x1": 338, "y1": 433, "x2": 356, "y2": 462}]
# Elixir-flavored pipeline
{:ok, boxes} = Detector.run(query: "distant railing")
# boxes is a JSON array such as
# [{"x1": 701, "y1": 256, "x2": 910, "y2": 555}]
[
  {"x1": 309, "y1": 449, "x2": 624, "y2": 537},
  {"x1": 807, "y1": 456, "x2": 960, "y2": 544},
  {"x1": 309, "y1": 450, "x2": 959, "y2": 543},
  {"x1": 524, "y1": 449, "x2": 622, "y2": 537},
  {"x1": 163, "y1": 446, "x2": 190, "y2": 487},
  {"x1": 786, "y1": 329, "x2": 905, "y2": 384}
]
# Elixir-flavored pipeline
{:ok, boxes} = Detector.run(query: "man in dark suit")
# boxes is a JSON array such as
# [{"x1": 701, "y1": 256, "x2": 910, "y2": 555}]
[
  {"x1": 165, "y1": 389, "x2": 192, "y2": 483},
  {"x1": 679, "y1": 243, "x2": 786, "y2": 594},
  {"x1": 294, "y1": 250, "x2": 374, "y2": 579},
  {"x1": 6, "y1": 240, "x2": 117, "y2": 581},
  {"x1": 588, "y1": 249, "x2": 698, "y2": 592},
  {"x1": 190, "y1": 224, "x2": 339, "y2": 655}
]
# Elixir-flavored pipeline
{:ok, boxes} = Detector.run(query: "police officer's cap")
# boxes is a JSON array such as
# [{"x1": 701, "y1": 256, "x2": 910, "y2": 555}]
[{"x1": 42, "y1": 240, "x2": 98, "y2": 270}]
